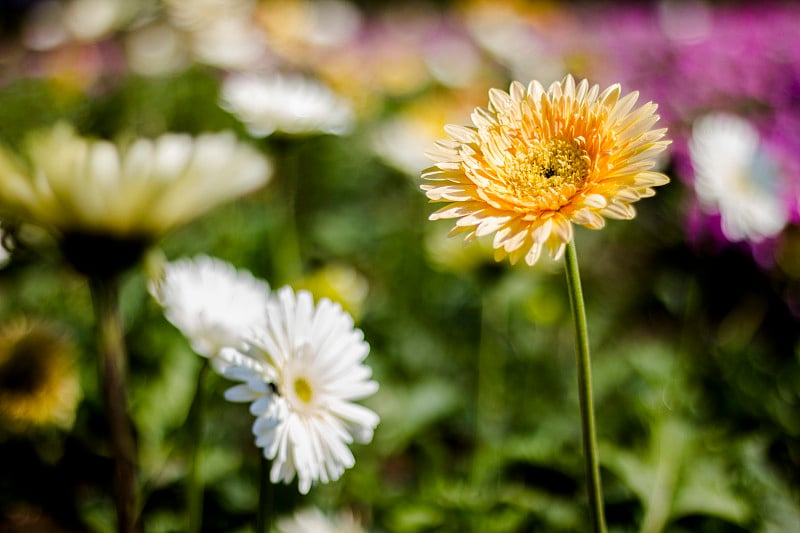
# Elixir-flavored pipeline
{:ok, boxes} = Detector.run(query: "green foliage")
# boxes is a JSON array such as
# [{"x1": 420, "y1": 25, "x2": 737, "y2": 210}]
[{"x1": 0, "y1": 66, "x2": 798, "y2": 533}]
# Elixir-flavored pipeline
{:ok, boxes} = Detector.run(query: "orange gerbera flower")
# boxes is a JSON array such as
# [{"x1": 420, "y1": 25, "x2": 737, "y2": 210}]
[{"x1": 422, "y1": 75, "x2": 670, "y2": 266}]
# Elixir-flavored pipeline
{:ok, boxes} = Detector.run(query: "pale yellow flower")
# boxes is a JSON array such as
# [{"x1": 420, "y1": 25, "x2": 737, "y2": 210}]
[
  {"x1": 0, "y1": 318, "x2": 81, "y2": 432},
  {"x1": 0, "y1": 123, "x2": 271, "y2": 276},
  {"x1": 422, "y1": 75, "x2": 670, "y2": 266},
  {"x1": 0, "y1": 123, "x2": 271, "y2": 239}
]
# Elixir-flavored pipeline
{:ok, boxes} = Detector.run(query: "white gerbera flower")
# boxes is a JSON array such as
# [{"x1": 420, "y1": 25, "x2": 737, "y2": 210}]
[
  {"x1": 220, "y1": 73, "x2": 354, "y2": 137},
  {"x1": 689, "y1": 113, "x2": 788, "y2": 243},
  {"x1": 222, "y1": 286, "x2": 379, "y2": 494},
  {"x1": 149, "y1": 255, "x2": 270, "y2": 367}
]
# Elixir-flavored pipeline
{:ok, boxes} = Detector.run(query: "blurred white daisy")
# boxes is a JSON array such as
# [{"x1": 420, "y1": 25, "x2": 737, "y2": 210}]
[
  {"x1": 0, "y1": 123, "x2": 271, "y2": 276},
  {"x1": 220, "y1": 72, "x2": 354, "y2": 137},
  {"x1": 23, "y1": 0, "x2": 136, "y2": 50},
  {"x1": 276, "y1": 506, "x2": 365, "y2": 533},
  {"x1": 189, "y1": 16, "x2": 271, "y2": 70},
  {"x1": 689, "y1": 113, "x2": 788, "y2": 243},
  {"x1": 164, "y1": 0, "x2": 255, "y2": 32},
  {"x1": 148, "y1": 255, "x2": 270, "y2": 368},
  {"x1": 164, "y1": 0, "x2": 269, "y2": 70},
  {"x1": 124, "y1": 22, "x2": 189, "y2": 77},
  {"x1": 222, "y1": 286, "x2": 379, "y2": 494}
]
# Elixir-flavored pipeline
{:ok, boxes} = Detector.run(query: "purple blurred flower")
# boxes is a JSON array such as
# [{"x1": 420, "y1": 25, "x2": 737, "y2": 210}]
[{"x1": 566, "y1": 2, "x2": 800, "y2": 251}]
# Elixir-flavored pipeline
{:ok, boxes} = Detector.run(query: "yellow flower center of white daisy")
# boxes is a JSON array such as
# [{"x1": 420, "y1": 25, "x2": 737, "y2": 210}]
[
  {"x1": 293, "y1": 377, "x2": 313, "y2": 404},
  {"x1": 506, "y1": 139, "x2": 591, "y2": 202}
]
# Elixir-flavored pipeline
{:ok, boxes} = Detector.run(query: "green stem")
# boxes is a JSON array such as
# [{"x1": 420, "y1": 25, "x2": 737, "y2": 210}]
[
  {"x1": 272, "y1": 139, "x2": 303, "y2": 285},
  {"x1": 187, "y1": 360, "x2": 209, "y2": 533},
  {"x1": 256, "y1": 454, "x2": 273, "y2": 533},
  {"x1": 563, "y1": 237, "x2": 607, "y2": 533},
  {"x1": 90, "y1": 276, "x2": 140, "y2": 533}
]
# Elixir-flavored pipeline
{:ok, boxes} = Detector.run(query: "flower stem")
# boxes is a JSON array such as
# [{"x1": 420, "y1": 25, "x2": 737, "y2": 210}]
[
  {"x1": 89, "y1": 276, "x2": 140, "y2": 533},
  {"x1": 563, "y1": 237, "x2": 607, "y2": 533},
  {"x1": 187, "y1": 360, "x2": 209, "y2": 533},
  {"x1": 256, "y1": 454, "x2": 273, "y2": 533},
  {"x1": 272, "y1": 138, "x2": 303, "y2": 285}
]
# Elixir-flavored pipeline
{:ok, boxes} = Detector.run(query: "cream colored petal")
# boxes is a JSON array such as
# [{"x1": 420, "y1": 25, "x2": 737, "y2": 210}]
[
  {"x1": 601, "y1": 202, "x2": 636, "y2": 220},
  {"x1": 572, "y1": 208, "x2": 606, "y2": 229},
  {"x1": 493, "y1": 221, "x2": 527, "y2": 252},
  {"x1": 443, "y1": 124, "x2": 478, "y2": 144},
  {"x1": 471, "y1": 106, "x2": 498, "y2": 129},
  {"x1": 526, "y1": 80, "x2": 546, "y2": 102},
  {"x1": 548, "y1": 239, "x2": 566, "y2": 261},
  {"x1": 488, "y1": 87, "x2": 513, "y2": 113},
  {"x1": 424, "y1": 184, "x2": 474, "y2": 201},
  {"x1": 529, "y1": 217, "x2": 553, "y2": 243},
  {"x1": 550, "y1": 214, "x2": 572, "y2": 243},
  {"x1": 599, "y1": 83, "x2": 622, "y2": 110},
  {"x1": 582, "y1": 194, "x2": 608, "y2": 209},
  {"x1": 455, "y1": 208, "x2": 493, "y2": 227},
  {"x1": 634, "y1": 171, "x2": 670, "y2": 187},
  {"x1": 509, "y1": 80, "x2": 526, "y2": 103},
  {"x1": 475, "y1": 214, "x2": 512, "y2": 237},
  {"x1": 524, "y1": 241, "x2": 543, "y2": 266},
  {"x1": 605, "y1": 90, "x2": 637, "y2": 124},
  {"x1": 429, "y1": 203, "x2": 481, "y2": 221}
]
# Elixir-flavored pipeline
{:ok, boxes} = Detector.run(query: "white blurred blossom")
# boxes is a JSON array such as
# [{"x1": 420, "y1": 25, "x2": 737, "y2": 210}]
[
  {"x1": 149, "y1": 255, "x2": 270, "y2": 369},
  {"x1": 689, "y1": 113, "x2": 788, "y2": 243},
  {"x1": 221, "y1": 72, "x2": 354, "y2": 137}
]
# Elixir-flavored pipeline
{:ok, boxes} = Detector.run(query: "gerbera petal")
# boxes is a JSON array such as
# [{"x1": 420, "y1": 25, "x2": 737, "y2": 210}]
[{"x1": 524, "y1": 241, "x2": 544, "y2": 266}]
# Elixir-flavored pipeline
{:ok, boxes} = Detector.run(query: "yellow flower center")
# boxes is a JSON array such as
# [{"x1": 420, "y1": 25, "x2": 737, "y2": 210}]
[
  {"x1": 293, "y1": 377, "x2": 313, "y2": 404},
  {"x1": 505, "y1": 139, "x2": 591, "y2": 203}
]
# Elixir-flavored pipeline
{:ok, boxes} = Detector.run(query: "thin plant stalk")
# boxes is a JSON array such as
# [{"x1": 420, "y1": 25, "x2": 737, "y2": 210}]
[
  {"x1": 563, "y1": 237, "x2": 607, "y2": 533},
  {"x1": 187, "y1": 360, "x2": 209, "y2": 533},
  {"x1": 256, "y1": 455, "x2": 274, "y2": 533},
  {"x1": 90, "y1": 276, "x2": 139, "y2": 533},
  {"x1": 272, "y1": 138, "x2": 303, "y2": 285}
]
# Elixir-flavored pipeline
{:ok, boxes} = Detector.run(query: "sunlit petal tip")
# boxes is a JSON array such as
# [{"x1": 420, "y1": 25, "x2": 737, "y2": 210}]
[
  {"x1": 551, "y1": 215, "x2": 573, "y2": 243},
  {"x1": 488, "y1": 88, "x2": 513, "y2": 112},
  {"x1": 443, "y1": 124, "x2": 478, "y2": 144},
  {"x1": 527, "y1": 79, "x2": 546, "y2": 100},
  {"x1": 582, "y1": 194, "x2": 608, "y2": 209},
  {"x1": 509, "y1": 81, "x2": 526, "y2": 103},
  {"x1": 530, "y1": 217, "x2": 553, "y2": 242},
  {"x1": 549, "y1": 241, "x2": 567, "y2": 262},
  {"x1": 524, "y1": 242, "x2": 543, "y2": 266}
]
